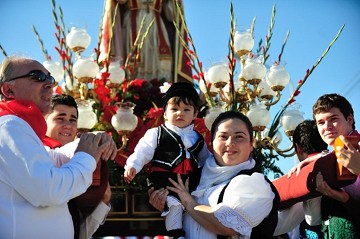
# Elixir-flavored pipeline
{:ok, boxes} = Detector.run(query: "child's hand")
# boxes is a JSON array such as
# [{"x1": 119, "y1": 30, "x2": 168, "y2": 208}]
[
  {"x1": 102, "y1": 183, "x2": 112, "y2": 206},
  {"x1": 124, "y1": 167, "x2": 136, "y2": 183}
]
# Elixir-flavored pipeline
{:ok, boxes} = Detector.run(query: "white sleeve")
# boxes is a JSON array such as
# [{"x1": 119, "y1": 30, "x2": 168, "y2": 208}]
[
  {"x1": 0, "y1": 116, "x2": 96, "y2": 206},
  {"x1": 45, "y1": 138, "x2": 80, "y2": 167},
  {"x1": 273, "y1": 202, "x2": 305, "y2": 236},
  {"x1": 303, "y1": 196, "x2": 322, "y2": 226},
  {"x1": 213, "y1": 173, "x2": 275, "y2": 237},
  {"x1": 125, "y1": 127, "x2": 158, "y2": 173},
  {"x1": 79, "y1": 201, "x2": 111, "y2": 239}
]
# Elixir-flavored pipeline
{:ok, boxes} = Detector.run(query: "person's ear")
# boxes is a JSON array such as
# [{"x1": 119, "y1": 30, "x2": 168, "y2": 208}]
[
  {"x1": 1, "y1": 83, "x2": 15, "y2": 99},
  {"x1": 193, "y1": 110, "x2": 198, "y2": 119},
  {"x1": 295, "y1": 143, "x2": 302, "y2": 154},
  {"x1": 295, "y1": 143, "x2": 306, "y2": 161},
  {"x1": 347, "y1": 114, "x2": 354, "y2": 127}
]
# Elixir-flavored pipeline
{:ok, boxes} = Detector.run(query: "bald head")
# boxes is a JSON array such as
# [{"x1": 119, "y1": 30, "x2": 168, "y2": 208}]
[{"x1": 0, "y1": 56, "x2": 55, "y2": 114}]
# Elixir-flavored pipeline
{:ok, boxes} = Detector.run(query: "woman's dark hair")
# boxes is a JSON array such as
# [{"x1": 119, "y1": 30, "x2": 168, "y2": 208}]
[
  {"x1": 313, "y1": 93, "x2": 355, "y2": 130},
  {"x1": 210, "y1": 111, "x2": 253, "y2": 142}
]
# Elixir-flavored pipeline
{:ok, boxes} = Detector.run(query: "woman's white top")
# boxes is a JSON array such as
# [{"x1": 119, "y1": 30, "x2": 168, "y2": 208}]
[{"x1": 184, "y1": 156, "x2": 275, "y2": 239}]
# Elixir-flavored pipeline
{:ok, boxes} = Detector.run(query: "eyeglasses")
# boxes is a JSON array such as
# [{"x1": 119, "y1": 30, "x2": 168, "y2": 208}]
[{"x1": 6, "y1": 70, "x2": 55, "y2": 84}]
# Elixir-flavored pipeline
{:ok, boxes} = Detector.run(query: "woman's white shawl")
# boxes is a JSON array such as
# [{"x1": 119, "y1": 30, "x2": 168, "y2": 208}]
[{"x1": 184, "y1": 156, "x2": 275, "y2": 239}]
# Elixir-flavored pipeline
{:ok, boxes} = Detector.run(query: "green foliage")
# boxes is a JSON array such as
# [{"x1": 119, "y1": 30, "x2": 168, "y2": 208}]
[{"x1": 252, "y1": 147, "x2": 284, "y2": 178}]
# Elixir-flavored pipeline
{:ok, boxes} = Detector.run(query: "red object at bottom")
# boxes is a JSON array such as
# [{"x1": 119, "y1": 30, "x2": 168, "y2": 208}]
[{"x1": 273, "y1": 151, "x2": 356, "y2": 209}]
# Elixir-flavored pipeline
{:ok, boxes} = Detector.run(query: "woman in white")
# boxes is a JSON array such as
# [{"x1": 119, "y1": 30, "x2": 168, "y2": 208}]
[{"x1": 167, "y1": 111, "x2": 278, "y2": 239}]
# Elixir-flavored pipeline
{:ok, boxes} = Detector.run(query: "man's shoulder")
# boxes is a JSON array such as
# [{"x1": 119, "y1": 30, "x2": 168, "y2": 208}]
[{"x1": 0, "y1": 114, "x2": 29, "y2": 127}]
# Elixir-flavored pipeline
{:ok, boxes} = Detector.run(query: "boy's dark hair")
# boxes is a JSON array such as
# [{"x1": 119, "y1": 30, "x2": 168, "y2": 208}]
[
  {"x1": 210, "y1": 110, "x2": 254, "y2": 143},
  {"x1": 312, "y1": 93, "x2": 355, "y2": 130},
  {"x1": 166, "y1": 96, "x2": 198, "y2": 111},
  {"x1": 162, "y1": 82, "x2": 199, "y2": 111},
  {"x1": 51, "y1": 94, "x2": 78, "y2": 116},
  {"x1": 293, "y1": 119, "x2": 327, "y2": 155}
]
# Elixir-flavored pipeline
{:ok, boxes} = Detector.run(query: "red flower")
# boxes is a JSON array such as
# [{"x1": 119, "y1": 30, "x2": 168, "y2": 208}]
[
  {"x1": 193, "y1": 74, "x2": 200, "y2": 80},
  {"x1": 102, "y1": 105, "x2": 117, "y2": 124},
  {"x1": 294, "y1": 90, "x2": 301, "y2": 96},
  {"x1": 54, "y1": 86, "x2": 62, "y2": 95},
  {"x1": 147, "y1": 107, "x2": 163, "y2": 119},
  {"x1": 101, "y1": 97, "x2": 112, "y2": 109},
  {"x1": 131, "y1": 78, "x2": 146, "y2": 88},
  {"x1": 123, "y1": 81, "x2": 128, "y2": 93},
  {"x1": 93, "y1": 79, "x2": 105, "y2": 87},
  {"x1": 194, "y1": 118, "x2": 212, "y2": 150},
  {"x1": 288, "y1": 98, "x2": 296, "y2": 104},
  {"x1": 60, "y1": 51, "x2": 67, "y2": 61},
  {"x1": 101, "y1": 72, "x2": 110, "y2": 81},
  {"x1": 94, "y1": 84, "x2": 110, "y2": 100}
]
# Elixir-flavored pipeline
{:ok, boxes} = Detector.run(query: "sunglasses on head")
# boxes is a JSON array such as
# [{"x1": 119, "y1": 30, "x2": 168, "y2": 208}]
[{"x1": 6, "y1": 70, "x2": 56, "y2": 84}]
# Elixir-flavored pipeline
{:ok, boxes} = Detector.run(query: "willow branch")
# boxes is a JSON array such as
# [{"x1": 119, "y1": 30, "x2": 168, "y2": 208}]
[
  {"x1": 284, "y1": 24, "x2": 345, "y2": 109},
  {"x1": 124, "y1": 15, "x2": 151, "y2": 81},
  {"x1": 277, "y1": 30, "x2": 290, "y2": 63},
  {"x1": 32, "y1": 26, "x2": 50, "y2": 60},
  {"x1": 262, "y1": 4, "x2": 276, "y2": 64},
  {"x1": 174, "y1": 1, "x2": 214, "y2": 107},
  {"x1": 59, "y1": 5, "x2": 74, "y2": 85},
  {"x1": 95, "y1": 0, "x2": 107, "y2": 64},
  {"x1": 268, "y1": 24, "x2": 345, "y2": 137},
  {"x1": 227, "y1": 2, "x2": 237, "y2": 111},
  {"x1": 0, "y1": 44, "x2": 8, "y2": 57},
  {"x1": 104, "y1": 2, "x2": 120, "y2": 69},
  {"x1": 250, "y1": 16, "x2": 256, "y2": 38}
]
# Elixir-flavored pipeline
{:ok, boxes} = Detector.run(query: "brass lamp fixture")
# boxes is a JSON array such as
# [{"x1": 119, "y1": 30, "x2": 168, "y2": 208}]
[
  {"x1": 202, "y1": 28, "x2": 304, "y2": 158},
  {"x1": 42, "y1": 25, "x2": 138, "y2": 151},
  {"x1": 76, "y1": 99, "x2": 98, "y2": 136},
  {"x1": 111, "y1": 102, "x2": 139, "y2": 151},
  {"x1": 66, "y1": 27, "x2": 91, "y2": 55},
  {"x1": 64, "y1": 27, "x2": 99, "y2": 100}
]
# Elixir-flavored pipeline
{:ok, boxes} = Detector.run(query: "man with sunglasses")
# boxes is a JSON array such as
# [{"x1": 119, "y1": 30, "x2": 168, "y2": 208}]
[{"x1": 0, "y1": 56, "x2": 117, "y2": 238}]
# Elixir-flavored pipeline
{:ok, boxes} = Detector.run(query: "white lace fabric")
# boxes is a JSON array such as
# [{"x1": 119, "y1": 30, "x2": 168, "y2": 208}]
[{"x1": 214, "y1": 204, "x2": 252, "y2": 237}]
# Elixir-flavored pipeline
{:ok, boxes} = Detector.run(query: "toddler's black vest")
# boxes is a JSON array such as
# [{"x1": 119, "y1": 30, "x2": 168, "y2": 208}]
[{"x1": 151, "y1": 124, "x2": 204, "y2": 171}]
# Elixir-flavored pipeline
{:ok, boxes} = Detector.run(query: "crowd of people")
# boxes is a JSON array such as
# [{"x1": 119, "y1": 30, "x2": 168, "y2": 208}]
[{"x1": 1, "y1": 55, "x2": 359, "y2": 238}]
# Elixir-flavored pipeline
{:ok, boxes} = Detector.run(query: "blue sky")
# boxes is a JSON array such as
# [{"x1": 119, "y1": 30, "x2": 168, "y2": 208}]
[{"x1": 1, "y1": 0, "x2": 360, "y2": 174}]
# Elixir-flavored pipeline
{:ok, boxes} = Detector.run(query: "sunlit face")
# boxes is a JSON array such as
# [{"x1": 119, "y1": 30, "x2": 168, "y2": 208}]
[
  {"x1": 315, "y1": 107, "x2": 354, "y2": 146},
  {"x1": 45, "y1": 104, "x2": 78, "y2": 145},
  {"x1": 3, "y1": 60, "x2": 55, "y2": 114},
  {"x1": 212, "y1": 118, "x2": 253, "y2": 166},
  {"x1": 163, "y1": 100, "x2": 197, "y2": 128}
]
